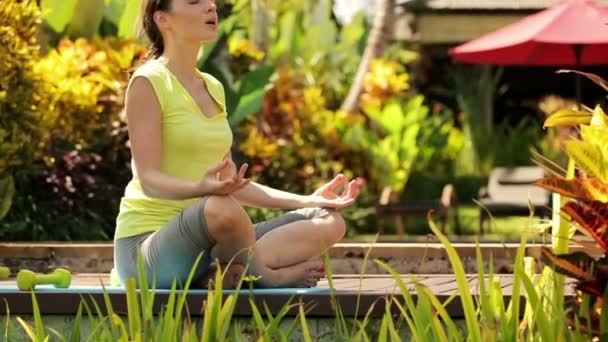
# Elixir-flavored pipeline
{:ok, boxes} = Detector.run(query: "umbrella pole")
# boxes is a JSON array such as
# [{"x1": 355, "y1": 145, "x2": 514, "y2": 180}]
[{"x1": 574, "y1": 44, "x2": 583, "y2": 108}]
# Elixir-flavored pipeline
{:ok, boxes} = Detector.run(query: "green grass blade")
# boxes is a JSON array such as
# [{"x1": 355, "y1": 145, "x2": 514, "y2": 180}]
[
  {"x1": 29, "y1": 290, "x2": 46, "y2": 341},
  {"x1": 353, "y1": 319, "x2": 371, "y2": 342},
  {"x1": 85, "y1": 316, "x2": 111, "y2": 342},
  {"x1": 522, "y1": 257, "x2": 535, "y2": 335},
  {"x1": 521, "y1": 273, "x2": 552, "y2": 341},
  {"x1": 488, "y1": 277, "x2": 507, "y2": 339},
  {"x1": 428, "y1": 215, "x2": 482, "y2": 341},
  {"x1": 410, "y1": 278, "x2": 449, "y2": 342},
  {"x1": 48, "y1": 327, "x2": 67, "y2": 342},
  {"x1": 161, "y1": 279, "x2": 178, "y2": 341},
  {"x1": 391, "y1": 298, "x2": 418, "y2": 340},
  {"x1": 349, "y1": 236, "x2": 378, "y2": 337},
  {"x1": 4, "y1": 299, "x2": 11, "y2": 341},
  {"x1": 377, "y1": 314, "x2": 389, "y2": 342},
  {"x1": 201, "y1": 291, "x2": 215, "y2": 342},
  {"x1": 323, "y1": 250, "x2": 348, "y2": 338},
  {"x1": 135, "y1": 249, "x2": 156, "y2": 340},
  {"x1": 298, "y1": 303, "x2": 313, "y2": 342},
  {"x1": 125, "y1": 278, "x2": 142, "y2": 340},
  {"x1": 217, "y1": 294, "x2": 237, "y2": 339},
  {"x1": 376, "y1": 260, "x2": 422, "y2": 340},
  {"x1": 417, "y1": 286, "x2": 462, "y2": 342},
  {"x1": 69, "y1": 302, "x2": 83, "y2": 342},
  {"x1": 475, "y1": 240, "x2": 493, "y2": 331},
  {"x1": 505, "y1": 236, "x2": 526, "y2": 341},
  {"x1": 264, "y1": 298, "x2": 296, "y2": 338},
  {"x1": 354, "y1": 299, "x2": 378, "y2": 341},
  {"x1": 16, "y1": 317, "x2": 36, "y2": 341},
  {"x1": 248, "y1": 297, "x2": 267, "y2": 339},
  {"x1": 411, "y1": 280, "x2": 437, "y2": 341},
  {"x1": 284, "y1": 309, "x2": 304, "y2": 340},
  {"x1": 174, "y1": 252, "x2": 203, "y2": 333},
  {"x1": 110, "y1": 313, "x2": 129, "y2": 340},
  {"x1": 88, "y1": 294, "x2": 113, "y2": 338},
  {"x1": 99, "y1": 284, "x2": 118, "y2": 339}
]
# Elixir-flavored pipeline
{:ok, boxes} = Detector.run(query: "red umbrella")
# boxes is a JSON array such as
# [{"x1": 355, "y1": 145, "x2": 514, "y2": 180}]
[{"x1": 450, "y1": 0, "x2": 608, "y2": 102}]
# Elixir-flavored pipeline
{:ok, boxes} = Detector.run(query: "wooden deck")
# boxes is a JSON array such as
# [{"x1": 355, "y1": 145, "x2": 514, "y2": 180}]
[{"x1": 0, "y1": 274, "x2": 575, "y2": 318}]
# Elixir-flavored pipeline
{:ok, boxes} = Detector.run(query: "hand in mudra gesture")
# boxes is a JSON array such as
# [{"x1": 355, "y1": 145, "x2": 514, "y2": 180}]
[
  {"x1": 199, "y1": 159, "x2": 250, "y2": 196},
  {"x1": 310, "y1": 174, "x2": 365, "y2": 209}
]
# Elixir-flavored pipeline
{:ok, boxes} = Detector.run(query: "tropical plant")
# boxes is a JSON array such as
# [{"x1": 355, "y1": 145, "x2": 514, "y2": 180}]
[
  {"x1": 450, "y1": 65, "x2": 504, "y2": 176},
  {"x1": 533, "y1": 72, "x2": 608, "y2": 338},
  {"x1": 40, "y1": 0, "x2": 141, "y2": 39},
  {"x1": 0, "y1": 0, "x2": 55, "y2": 219}
]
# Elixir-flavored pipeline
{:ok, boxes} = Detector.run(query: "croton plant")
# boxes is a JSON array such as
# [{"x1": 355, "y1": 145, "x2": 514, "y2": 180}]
[{"x1": 534, "y1": 71, "x2": 608, "y2": 334}]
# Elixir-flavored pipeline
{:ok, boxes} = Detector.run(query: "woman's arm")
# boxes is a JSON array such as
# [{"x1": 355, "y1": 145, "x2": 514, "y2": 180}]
[
  {"x1": 126, "y1": 77, "x2": 247, "y2": 200},
  {"x1": 231, "y1": 181, "x2": 314, "y2": 209},
  {"x1": 229, "y1": 162, "x2": 363, "y2": 210}
]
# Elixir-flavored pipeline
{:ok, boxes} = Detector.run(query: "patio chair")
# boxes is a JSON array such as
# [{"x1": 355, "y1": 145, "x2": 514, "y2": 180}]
[
  {"x1": 478, "y1": 166, "x2": 551, "y2": 233},
  {"x1": 376, "y1": 184, "x2": 460, "y2": 237}
]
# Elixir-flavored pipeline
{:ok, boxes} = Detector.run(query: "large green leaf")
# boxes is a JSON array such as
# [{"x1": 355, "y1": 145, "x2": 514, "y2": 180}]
[
  {"x1": 41, "y1": 0, "x2": 78, "y2": 33},
  {"x1": 238, "y1": 65, "x2": 275, "y2": 96},
  {"x1": 377, "y1": 100, "x2": 404, "y2": 134},
  {"x1": 66, "y1": 0, "x2": 105, "y2": 38},
  {"x1": 118, "y1": 0, "x2": 141, "y2": 39},
  {"x1": 229, "y1": 88, "x2": 266, "y2": 127},
  {"x1": 103, "y1": 0, "x2": 126, "y2": 26}
]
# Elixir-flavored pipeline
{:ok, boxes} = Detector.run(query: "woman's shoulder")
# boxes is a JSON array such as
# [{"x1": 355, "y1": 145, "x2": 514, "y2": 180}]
[{"x1": 131, "y1": 59, "x2": 165, "y2": 78}]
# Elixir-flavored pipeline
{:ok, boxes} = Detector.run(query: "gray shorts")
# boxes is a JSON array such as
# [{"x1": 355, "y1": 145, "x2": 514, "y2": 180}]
[{"x1": 114, "y1": 197, "x2": 332, "y2": 288}]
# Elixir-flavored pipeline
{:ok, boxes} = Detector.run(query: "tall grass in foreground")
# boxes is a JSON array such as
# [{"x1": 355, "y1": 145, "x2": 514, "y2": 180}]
[{"x1": 7, "y1": 219, "x2": 605, "y2": 341}]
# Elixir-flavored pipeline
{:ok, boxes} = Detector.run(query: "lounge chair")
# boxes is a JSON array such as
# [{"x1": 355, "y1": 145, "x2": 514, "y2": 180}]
[
  {"x1": 478, "y1": 166, "x2": 551, "y2": 233},
  {"x1": 376, "y1": 184, "x2": 460, "y2": 237}
]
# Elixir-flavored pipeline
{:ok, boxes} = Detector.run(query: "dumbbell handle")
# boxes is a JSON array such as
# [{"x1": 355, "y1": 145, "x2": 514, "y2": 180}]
[{"x1": 35, "y1": 273, "x2": 62, "y2": 285}]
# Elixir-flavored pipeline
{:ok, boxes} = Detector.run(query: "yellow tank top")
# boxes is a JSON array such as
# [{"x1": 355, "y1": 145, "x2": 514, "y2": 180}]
[{"x1": 114, "y1": 59, "x2": 233, "y2": 240}]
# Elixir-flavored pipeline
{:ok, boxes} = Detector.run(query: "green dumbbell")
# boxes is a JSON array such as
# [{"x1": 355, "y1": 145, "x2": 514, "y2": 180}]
[
  {"x1": 0, "y1": 267, "x2": 10, "y2": 280},
  {"x1": 17, "y1": 268, "x2": 71, "y2": 291}
]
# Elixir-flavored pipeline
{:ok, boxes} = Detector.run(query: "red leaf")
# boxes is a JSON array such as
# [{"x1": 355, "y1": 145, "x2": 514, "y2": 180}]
[{"x1": 562, "y1": 201, "x2": 608, "y2": 254}]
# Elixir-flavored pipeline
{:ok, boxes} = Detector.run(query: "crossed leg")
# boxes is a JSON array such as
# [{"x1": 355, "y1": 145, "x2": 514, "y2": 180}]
[{"x1": 200, "y1": 195, "x2": 346, "y2": 288}]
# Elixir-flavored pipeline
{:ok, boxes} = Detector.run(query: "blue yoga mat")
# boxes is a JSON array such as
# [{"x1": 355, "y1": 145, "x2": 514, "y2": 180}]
[{"x1": 0, "y1": 284, "x2": 329, "y2": 294}]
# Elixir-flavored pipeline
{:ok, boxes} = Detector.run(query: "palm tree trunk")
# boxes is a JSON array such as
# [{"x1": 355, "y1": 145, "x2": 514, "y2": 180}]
[
  {"x1": 341, "y1": 0, "x2": 395, "y2": 112},
  {"x1": 251, "y1": 0, "x2": 271, "y2": 54}
]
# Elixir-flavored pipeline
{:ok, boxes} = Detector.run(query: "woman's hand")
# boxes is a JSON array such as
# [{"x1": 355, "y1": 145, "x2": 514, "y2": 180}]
[
  {"x1": 309, "y1": 174, "x2": 365, "y2": 209},
  {"x1": 198, "y1": 159, "x2": 250, "y2": 196}
]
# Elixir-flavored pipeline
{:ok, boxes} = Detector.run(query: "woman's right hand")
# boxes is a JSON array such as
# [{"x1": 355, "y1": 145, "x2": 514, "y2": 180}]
[{"x1": 198, "y1": 159, "x2": 250, "y2": 196}]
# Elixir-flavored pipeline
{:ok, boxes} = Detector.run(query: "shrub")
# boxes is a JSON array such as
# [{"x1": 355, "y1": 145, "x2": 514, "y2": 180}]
[
  {"x1": 0, "y1": 0, "x2": 54, "y2": 218},
  {"x1": 1, "y1": 35, "x2": 145, "y2": 240}
]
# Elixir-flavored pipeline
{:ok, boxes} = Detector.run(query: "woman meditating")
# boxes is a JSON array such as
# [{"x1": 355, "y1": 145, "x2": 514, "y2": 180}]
[{"x1": 113, "y1": 0, "x2": 363, "y2": 289}]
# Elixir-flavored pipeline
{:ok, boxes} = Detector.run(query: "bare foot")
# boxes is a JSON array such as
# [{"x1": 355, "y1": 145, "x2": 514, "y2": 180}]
[
  {"x1": 260, "y1": 260, "x2": 325, "y2": 288},
  {"x1": 195, "y1": 262, "x2": 245, "y2": 289}
]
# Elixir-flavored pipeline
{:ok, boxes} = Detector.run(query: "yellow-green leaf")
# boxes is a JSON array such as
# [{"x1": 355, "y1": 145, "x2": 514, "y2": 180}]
[
  {"x1": 543, "y1": 108, "x2": 591, "y2": 128},
  {"x1": 591, "y1": 105, "x2": 608, "y2": 127},
  {"x1": 565, "y1": 140, "x2": 605, "y2": 181}
]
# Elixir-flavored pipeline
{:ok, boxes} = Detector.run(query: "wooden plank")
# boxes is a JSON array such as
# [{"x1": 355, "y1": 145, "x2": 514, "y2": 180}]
[{"x1": 0, "y1": 274, "x2": 576, "y2": 318}]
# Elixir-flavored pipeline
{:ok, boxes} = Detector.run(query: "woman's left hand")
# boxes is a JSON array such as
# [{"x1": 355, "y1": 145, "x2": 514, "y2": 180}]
[{"x1": 309, "y1": 174, "x2": 365, "y2": 209}]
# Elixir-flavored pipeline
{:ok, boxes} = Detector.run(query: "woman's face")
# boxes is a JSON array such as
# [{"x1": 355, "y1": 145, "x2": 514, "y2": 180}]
[{"x1": 158, "y1": 0, "x2": 218, "y2": 43}]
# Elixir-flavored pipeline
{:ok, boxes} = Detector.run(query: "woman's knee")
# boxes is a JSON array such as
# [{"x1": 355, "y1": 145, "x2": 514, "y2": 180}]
[
  {"x1": 204, "y1": 195, "x2": 250, "y2": 238},
  {"x1": 318, "y1": 210, "x2": 346, "y2": 243}
]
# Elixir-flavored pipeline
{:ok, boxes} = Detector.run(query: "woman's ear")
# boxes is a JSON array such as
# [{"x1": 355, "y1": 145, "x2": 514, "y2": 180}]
[{"x1": 153, "y1": 10, "x2": 169, "y2": 30}]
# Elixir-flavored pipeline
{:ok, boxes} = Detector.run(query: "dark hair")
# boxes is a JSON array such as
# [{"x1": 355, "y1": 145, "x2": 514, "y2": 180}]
[{"x1": 140, "y1": 0, "x2": 172, "y2": 62}]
